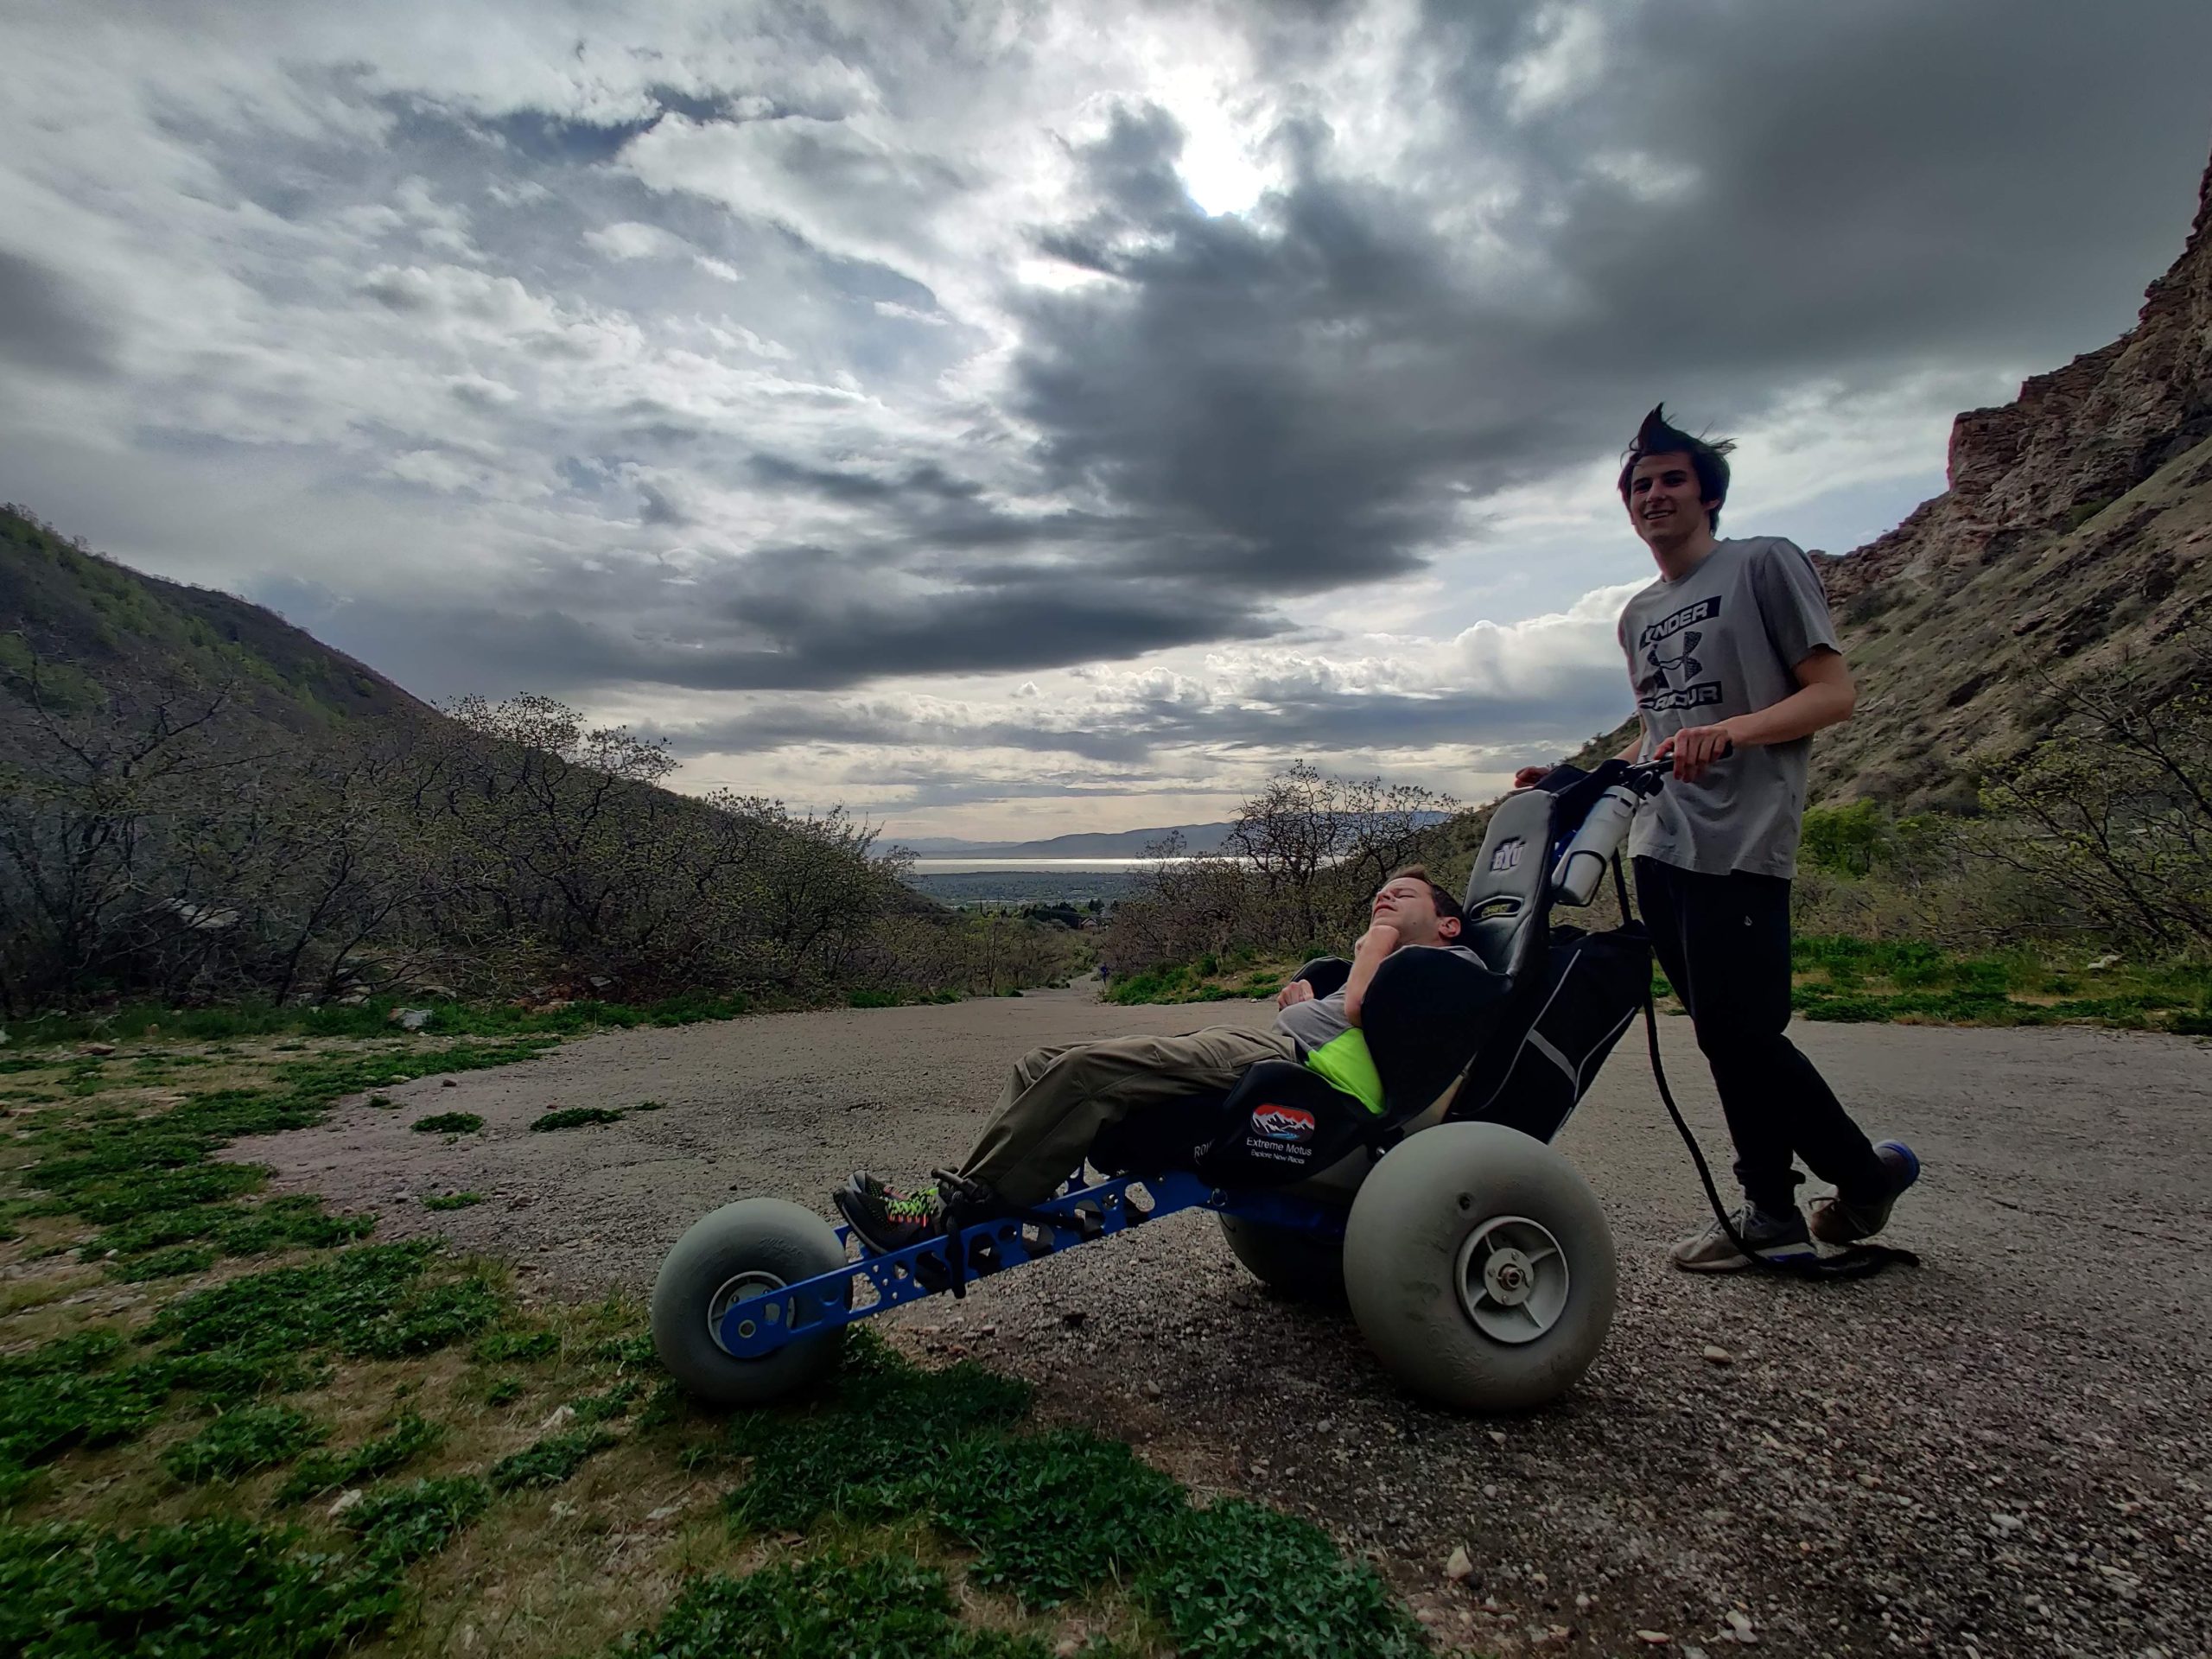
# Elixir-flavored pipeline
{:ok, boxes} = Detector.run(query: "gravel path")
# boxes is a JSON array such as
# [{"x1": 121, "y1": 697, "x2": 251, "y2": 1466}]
[{"x1": 232, "y1": 989, "x2": 2212, "y2": 1658}]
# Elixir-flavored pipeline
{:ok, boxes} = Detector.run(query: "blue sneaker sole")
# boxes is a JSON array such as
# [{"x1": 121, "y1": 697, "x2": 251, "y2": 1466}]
[{"x1": 1874, "y1": 1139, "x2": 1921, "y2": 1195}]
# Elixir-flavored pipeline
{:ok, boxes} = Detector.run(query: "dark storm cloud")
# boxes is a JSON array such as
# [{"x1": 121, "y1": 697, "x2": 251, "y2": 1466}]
[
  {"x1": 1006, "y1": 1, "x2": 2212, "y2": 607},
  {"x1": 256, "y1": 558, "x2": 1282, "y2": 702},
  {"x1": 0, "y1": 251, "x2": 118, "y2": 375}
]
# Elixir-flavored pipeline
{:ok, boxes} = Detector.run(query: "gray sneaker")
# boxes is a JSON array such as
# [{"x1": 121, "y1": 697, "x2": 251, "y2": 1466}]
[
  {"x1": 1669, "y1": 1203, "x2": 1815, "y2": 1272},
  {"x1": 1809, "y1": 1141, "x2": 1921, "y2": 1245}
]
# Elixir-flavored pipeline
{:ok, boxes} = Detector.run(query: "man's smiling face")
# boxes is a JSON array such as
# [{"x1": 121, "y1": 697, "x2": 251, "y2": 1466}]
[{"x1": 1625, "y1": 450, "x2": 1716, "y2": 552}]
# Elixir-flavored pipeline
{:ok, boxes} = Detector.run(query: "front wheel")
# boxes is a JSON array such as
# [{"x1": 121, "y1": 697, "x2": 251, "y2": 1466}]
[
  {"x1": 1344, "y1": 1122, "x2": 1615, "y2": 1413},
  {"x1": 651, "y1": 1198, "x2": 850, "y2": 1408}
]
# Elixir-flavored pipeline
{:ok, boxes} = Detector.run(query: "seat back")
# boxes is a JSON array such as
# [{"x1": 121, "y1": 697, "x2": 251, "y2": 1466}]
[{"x1": 1459, "y1": 785, "x2": 1561, "y2": 984}]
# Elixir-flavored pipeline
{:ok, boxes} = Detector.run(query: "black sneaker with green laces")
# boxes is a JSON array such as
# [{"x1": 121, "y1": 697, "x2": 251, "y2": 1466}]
[{"x1": 835, "y1": 1172, "x2": 949, "y2": 1255}]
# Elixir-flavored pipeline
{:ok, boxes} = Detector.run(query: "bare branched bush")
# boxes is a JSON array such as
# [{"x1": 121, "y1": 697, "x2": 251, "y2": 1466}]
[
  {"x1": 1967, "y1": 647, "x2": 2212, "y2": 955},
  {"x1": 0, "y1": 666, "x2": 1048, "y2": 1014},
  {"x1": 1105, "y1": 762, "x2": 1458, "y2": 973}
]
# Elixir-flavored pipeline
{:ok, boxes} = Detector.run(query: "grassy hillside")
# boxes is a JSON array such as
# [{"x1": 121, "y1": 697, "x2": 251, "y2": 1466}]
[{"x1": 2, "y1": 505, "x2": 429, "y2": 735}]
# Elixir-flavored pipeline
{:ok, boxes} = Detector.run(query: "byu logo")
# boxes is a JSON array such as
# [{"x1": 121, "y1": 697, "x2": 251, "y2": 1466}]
[{"x1": 1489, "y1": 838, "x2": 1522, "y2": 873}]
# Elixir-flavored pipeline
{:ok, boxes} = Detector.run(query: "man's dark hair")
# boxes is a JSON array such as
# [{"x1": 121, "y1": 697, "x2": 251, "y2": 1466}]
[
  {"x1": 1617, "y1": 404, "x2": 1735, "y2": 531},
  {"x1": 1384, "y1": 864, "x2": 1462, "y2": 933}
]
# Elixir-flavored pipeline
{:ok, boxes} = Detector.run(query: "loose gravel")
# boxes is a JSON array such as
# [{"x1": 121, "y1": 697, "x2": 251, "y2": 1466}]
[{"x1": 229, "y1": 988, "x2": 2212, "y2": 1657}]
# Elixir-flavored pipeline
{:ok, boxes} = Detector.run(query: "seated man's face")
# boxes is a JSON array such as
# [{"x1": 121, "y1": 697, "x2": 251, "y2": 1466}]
[{"x1": 1370, "y1": 878, "x2": 1461, "y2": 946}]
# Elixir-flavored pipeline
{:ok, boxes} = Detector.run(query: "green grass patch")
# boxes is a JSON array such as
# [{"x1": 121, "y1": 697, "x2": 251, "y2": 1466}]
[
  {"x1": 0, "y1": 1517, "x2": 401, "y2": 1656},
  {"x1": 488, "y1": 1425, "x2": 614, "y2": 1491},
  {"x1": 341, "y1": 1474, "x2": 493, "y2": 1566},
  {"x1": 0, "y1": 989, "x2": 753, "y2": 1051},
  {"x1": 408, "y1": 1112, "x2": 482, "y2": 1135},
  {"x1": 1135, "y1": 1497, "x2": 1426, "y2": 1658},
  {"x1": 620, "y1": 1549, "x2": 1052, "y2": 1659},
  {"x1": 420, "y1": 1191, "x2": 483, "y2": 1211},
  {"x1": 472, "y1": 1328, "x2": 559, "y2": 1363},
  {"x1": 1104, "y1": 954, "x2": 1307, "y2": 1007},
  {"x1": 110, "y1": 1245, "x2": 219, "y2": 1282},
  {"x1": 148, "y1": 1241, "x2": 501, "y2": 1363},
  {"x1": 529, "y1": 1107, "x2": 625, "y2": 1130},
  {"x1": 161, "y1": 1403, "x2": 328, "y2": 1484},
  {"x1": 1788, "y1": 937, "x2": 2212, "y2": 1033},
  {"x1": 569, "y1": 1380, "x2": 643, "y2": 1426},
  {"x1": 276, "y1": 1411, "x2": 445, "y2": 1504}
]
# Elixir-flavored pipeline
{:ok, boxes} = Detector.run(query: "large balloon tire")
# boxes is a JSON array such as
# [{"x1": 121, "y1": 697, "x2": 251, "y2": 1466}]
[
  {"x1": 1344, "y1": 1122, "x2": 1615, "y2": 1413},
  {"x1": 1218, "y1": 1213, "x2": 1348, "y2": 1306},
  {"x1": 651, "y1": 1198, "x2": 850, "y2": 1408}
]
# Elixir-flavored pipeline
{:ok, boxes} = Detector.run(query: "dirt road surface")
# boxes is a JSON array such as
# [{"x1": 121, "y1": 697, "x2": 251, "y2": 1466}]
[{"x1": 232, "y1": 989, "x2": 2212, "y2": 1657}]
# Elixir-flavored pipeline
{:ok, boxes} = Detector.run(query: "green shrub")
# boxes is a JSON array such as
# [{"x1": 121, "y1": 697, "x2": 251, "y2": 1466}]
[
  {"x1": 421, "y1": 1192, "x2": 483, "y2": 1211},
  {"x1": 408, "y1": 1113, "x2": 482, "y2": 1135},
  {"x1": 528, "y1": 1108, "x2": 623, "y2": 1131}
]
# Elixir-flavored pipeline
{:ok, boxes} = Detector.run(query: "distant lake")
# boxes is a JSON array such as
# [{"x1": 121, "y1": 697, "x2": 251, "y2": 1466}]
[{"x1": 907, "y1": 857, "x2": 1169, "y2": 874}]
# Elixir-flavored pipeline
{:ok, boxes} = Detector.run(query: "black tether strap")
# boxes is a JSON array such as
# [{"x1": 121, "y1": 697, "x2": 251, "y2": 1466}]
[{"x1": 1611, "y1": 855, "x2": 1918, "y2": 1281}]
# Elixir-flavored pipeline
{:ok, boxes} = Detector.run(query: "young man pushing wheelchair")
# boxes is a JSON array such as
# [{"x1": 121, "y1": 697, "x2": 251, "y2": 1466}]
[{"x1": 1516, "y1": 406, "x2": 1920, "y2": 1270}]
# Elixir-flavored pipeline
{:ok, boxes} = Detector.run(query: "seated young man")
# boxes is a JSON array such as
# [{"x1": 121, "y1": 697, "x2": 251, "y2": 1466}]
[{"x1": 835, "y1": 866, "x2": 1475, "y2": 1253}]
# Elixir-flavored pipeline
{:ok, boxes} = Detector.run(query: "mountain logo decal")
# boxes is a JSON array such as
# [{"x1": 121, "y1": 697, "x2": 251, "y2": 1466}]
[{"x1": 1250, "y1": 1105, "x2": 1317, "y2": 1141}]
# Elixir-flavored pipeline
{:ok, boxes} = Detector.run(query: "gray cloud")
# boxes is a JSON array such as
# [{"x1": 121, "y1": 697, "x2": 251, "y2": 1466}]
[{"x1": 0, "y1": 250, "x2": 118, "y2": 375}]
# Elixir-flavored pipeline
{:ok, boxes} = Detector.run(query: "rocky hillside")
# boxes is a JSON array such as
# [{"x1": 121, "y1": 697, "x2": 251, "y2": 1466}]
[{"x1": 1809, "y1": 147, "x2": 2212, "y2": 810}]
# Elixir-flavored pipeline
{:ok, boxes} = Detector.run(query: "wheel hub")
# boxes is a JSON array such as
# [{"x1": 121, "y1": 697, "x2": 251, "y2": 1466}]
[
  {"x1": 1484, "y1": 1246, "x2": 1536, "y2": 1306},
  {"x1": 1453, "y1": 1215, "x2": 1570, "y2": 1345},
  {"x1": 706, "y1": 1268, "x2": 786, "y2": 1357}
]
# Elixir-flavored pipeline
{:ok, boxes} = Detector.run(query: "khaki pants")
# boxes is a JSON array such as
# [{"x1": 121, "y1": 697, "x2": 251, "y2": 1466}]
[{"x1": 957, "y1": 1027, "x2": 1300, "y2": 1206}]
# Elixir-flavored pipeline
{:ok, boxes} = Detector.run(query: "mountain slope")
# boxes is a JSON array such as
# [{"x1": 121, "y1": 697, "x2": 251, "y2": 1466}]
[{"x1": 1, "y1": 505, "x2": 432, "y2": 734}]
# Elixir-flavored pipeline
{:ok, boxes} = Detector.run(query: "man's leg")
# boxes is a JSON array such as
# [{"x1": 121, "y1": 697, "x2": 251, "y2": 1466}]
[
  {"x1": 1649, "y1": 861, "x2": 1887, "y2": 1209},
  {"x1": 957, "y1": 1027, "x2": 1299, "y2": 1207}
]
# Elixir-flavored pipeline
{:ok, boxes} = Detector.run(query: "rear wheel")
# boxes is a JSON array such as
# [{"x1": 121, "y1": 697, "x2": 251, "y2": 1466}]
[
  {"x1": 1218, "y1": 1213, "x2": 1347, "y2": 1306},
  {"x1": 651, "y1": 1198, "x2": 850, "y2": 1408},
  {"x1": 1344, "y1": 1122, "x2": 1614, "y2": 1413}
]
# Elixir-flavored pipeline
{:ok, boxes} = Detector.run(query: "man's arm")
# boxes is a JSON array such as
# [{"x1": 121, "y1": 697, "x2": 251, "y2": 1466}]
[
  {"x1": 1658, "y1": 648, "x2": 1855, "y2": 782},
  {"x1": 1340, "y1": 923, "x2": 1402, "y2": 1026}
]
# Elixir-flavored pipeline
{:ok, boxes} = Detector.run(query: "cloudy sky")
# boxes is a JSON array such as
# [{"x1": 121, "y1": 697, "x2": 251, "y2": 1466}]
[{"x1": 4, "y1": 2, "x2": 2209, "y2": 841}]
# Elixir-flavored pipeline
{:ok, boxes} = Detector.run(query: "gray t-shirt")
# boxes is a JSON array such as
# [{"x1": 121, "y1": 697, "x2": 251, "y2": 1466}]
[
  {"x1": 1272, "y1": 945, "x2": 1484, "y2": 1052},
  {"x1": 1616, "y1": 536, "x2": 1841, "y2": 879}
]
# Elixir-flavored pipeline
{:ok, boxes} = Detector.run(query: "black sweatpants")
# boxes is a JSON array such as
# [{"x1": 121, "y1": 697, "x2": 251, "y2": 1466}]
[{"x1": 1635, "y1": 857, "x2": 1886, "y2": 1216}]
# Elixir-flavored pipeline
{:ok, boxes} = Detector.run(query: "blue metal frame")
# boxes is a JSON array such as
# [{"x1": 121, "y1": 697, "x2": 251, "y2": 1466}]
[{"x1": 711, "y1": 1168, "x2": 1349, "y2": 1361}]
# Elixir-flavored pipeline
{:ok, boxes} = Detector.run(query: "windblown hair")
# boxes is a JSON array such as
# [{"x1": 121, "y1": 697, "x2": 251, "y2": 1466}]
[
  {"x1": 1617, "y1": 404, "x2": 1735, "y2": 531},
  {"x1": 1385, "y1": 864, "x2": 1463, "y2": 935}
]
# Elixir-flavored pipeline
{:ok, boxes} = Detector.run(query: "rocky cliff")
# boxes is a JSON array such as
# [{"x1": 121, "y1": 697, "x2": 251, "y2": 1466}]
[{"x1": 1811, "y1": 147, "x2": 2212, "y2": 809}]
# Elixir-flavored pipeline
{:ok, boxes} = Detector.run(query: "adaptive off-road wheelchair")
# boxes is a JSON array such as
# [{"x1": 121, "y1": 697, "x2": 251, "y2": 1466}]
[{"x1": 652, "y1": 760, "x2": 1669, "y2": 1415}]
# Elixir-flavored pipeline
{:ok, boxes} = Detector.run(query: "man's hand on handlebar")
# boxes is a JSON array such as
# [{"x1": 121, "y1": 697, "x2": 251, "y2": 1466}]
[
  {"x1": 1275, "y1": 979, "x2": 1317, "y2": 1009},
  {"x1": 1653, "y1": 721, "x2": 1739, "y2": 784}
]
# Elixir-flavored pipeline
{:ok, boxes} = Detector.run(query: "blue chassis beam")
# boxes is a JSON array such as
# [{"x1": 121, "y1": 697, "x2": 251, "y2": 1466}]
[{"x1": 713, "y1": 1170, "x2": 1345, "y2": 1360}]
